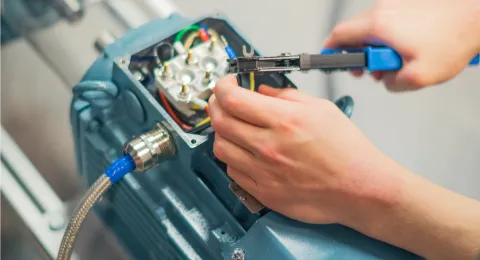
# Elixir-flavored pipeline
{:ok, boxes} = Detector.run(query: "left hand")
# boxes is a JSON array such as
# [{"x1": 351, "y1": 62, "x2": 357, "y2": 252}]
[
  {"x1": 208, "y1": 75, "x2": 403, "y2": 225},
  {"x1": 209, "y1": 75, "x2": 480, "y2": 260}
]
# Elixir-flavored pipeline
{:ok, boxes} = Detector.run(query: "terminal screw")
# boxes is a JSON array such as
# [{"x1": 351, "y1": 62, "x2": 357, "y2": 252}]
[
  {"x1": 178, "y1": 83, "x2": 191, "y2": 100},
  {"x1": 202, "y1": 70, "x2": 214, "y2": 86},
  {"x1": 185, "y1": 51, "x2": 197, "y2": 65},
  {"x1": 209, "y1": 37, "x2": 217, "y2": 51},
  {"x1": 204, "y1": 70, "x2": 212, "y2": 81},
  {"x1": 161, "y1": 62, "x2": 173, "y2": 79}
]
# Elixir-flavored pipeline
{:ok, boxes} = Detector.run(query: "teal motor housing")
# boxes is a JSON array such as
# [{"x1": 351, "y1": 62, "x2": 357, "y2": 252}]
[{"x1": 70, "y1": 14, "x2": 419, "y2": 260}]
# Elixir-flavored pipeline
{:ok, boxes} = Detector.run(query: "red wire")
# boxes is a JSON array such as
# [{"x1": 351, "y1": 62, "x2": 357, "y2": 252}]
[{"x1": 159, "y1": 90, "x2": 192, "y2": 131}]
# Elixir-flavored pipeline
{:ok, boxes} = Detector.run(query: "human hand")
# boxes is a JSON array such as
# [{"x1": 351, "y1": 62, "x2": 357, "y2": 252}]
[
  {"x1": 324, "y1": 0, "x2": 480, "y2": 92},
  {"x1": 208, "y1": 75, "x2": 404, "y2": 225}
]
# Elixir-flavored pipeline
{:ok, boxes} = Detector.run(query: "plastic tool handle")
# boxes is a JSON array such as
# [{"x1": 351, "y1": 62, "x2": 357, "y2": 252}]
[
  {"x1": 365, "y1": 47, "x2": 479, "y2": 71},
  {"x1": 322, "y1": 47, "x2": 480, "y2": 72}
]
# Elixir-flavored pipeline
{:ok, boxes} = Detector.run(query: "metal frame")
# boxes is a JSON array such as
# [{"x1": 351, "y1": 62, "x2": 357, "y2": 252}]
[{"x1": 0, "y1": 127, "x2": 79, "y2": 260}]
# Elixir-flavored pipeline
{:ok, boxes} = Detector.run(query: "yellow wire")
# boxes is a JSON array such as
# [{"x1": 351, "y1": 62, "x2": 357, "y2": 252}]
[
  {"x1": 249, "y1": 72, "x2": 255, "y2": 91},
  {"x1": 194, "y1": 117, "x2": 211, "y2": 127},
  {"x1": 207, "y1": 29, "x2": 220, "y2": 42},
  {"x1": 184, "y1": 31, "x2": 198, "y2": 50}
]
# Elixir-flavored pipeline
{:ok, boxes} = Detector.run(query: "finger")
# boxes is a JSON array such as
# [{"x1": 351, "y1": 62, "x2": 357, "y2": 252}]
[
  {"x1": 350, "y1": 70, "x2": 364, "y2": 78},
  {"x1": 209, "y1": 95, "x2": 268, "y2": 153},
  {"x1": 211, "y1": 75, "x2": 237, "y2": 94},
  {"x1": 227, "y1": 166, "x2": 259, "y2": 196},
  {"x1": 382, "y1": 59, "x2": 441, "y2": 92},
  {"x1": 370, "y1": 71, "x2": 384, "y2": 81},
  {"x1": 324, "y1": 9, "x2": 373, "y2": 48},
  {"x1": 382, "y1": 71, "x2": 417, "y2": 92},
  {"x1": 257, "y1": 84, "x2": 311, "y2": 102},
  {"x1": 213, "y1": 134, "x2": 259, "y2": 173},
  {"x1": 214, "y1": 76, "x2": 294, "y2": 128}
]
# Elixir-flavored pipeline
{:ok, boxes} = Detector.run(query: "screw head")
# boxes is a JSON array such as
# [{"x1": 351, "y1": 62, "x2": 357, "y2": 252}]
[
  {"x1": 232, "y1": 248, "x2": 245, "y2": 260},
  {"x1": 48, "y1": 212, "x2": 66, "y2": 231},
  {"x1": 133, "y1": 71, "x2": 144, "y2": 81}
]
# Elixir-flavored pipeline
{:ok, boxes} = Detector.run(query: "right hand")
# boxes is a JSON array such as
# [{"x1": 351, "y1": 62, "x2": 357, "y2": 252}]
[{"x1": 324, "y1": 0, "x2": 480, "y2": 92}]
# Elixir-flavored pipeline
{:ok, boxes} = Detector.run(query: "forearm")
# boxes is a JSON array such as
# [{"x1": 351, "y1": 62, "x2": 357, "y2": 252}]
[{"x1": 344, "y1": 160, "x2": 480, "y2": 259}]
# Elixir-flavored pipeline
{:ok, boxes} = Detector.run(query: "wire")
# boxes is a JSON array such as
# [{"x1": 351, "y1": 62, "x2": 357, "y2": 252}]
[
  {"x1": 249, "y1": 72, "x2": 255, "y2": 91},
  {"x1": 194, "y1": 117, "x2": 210, "y2": 128},
  {"x1": 207, "y1": 29, "x2": 220, "y2": 42},
  {"x1": 184, "y1": 29, "x2": 221, "y2": 50},
  {"x1": 184, "y1": 31, "x2": 198, "y2": 50},
  {"x1": 187, "y1": 105, "x2": 211, "y2": 133},
  {"x1": 57, "y1": 155, "x2": 135, "y2": 260},
  {"x1": 158, "y1": 90, "x2": 193, "y2": 131},
  {"x1": 174, "y1": 25, "x2": 199, "y2": 43}
]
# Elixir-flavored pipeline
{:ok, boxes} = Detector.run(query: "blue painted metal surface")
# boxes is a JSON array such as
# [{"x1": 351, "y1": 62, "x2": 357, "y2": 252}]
[{"x1": 71, "y1": 14, "x2": 421, "y2": 260}]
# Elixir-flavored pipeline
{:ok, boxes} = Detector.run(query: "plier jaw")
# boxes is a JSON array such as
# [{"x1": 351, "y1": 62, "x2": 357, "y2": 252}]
[{"x1": 227, "y1": 54, "x2": 301, "y2": 74}]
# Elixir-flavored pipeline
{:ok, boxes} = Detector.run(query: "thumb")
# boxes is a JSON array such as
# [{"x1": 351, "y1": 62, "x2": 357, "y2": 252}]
[
  {"x1": 324, "y1": 9, "x2": 374, "y2": 48},
  {"x1": 258, "y1": 85, "x2": 309, "y2": 102}
]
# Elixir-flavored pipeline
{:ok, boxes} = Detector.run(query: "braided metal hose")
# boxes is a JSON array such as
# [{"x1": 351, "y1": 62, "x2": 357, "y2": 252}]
[{"x1": 56, "y1": 174, "x2": 112, "y2": 260}]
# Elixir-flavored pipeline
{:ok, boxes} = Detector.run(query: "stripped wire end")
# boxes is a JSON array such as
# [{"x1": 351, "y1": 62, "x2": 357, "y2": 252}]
[{"x1": 220, "y1": 35, "x2": 229, "y2": 46}]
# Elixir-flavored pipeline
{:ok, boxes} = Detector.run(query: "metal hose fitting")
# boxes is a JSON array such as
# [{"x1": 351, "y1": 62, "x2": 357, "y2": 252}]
[
  {"x1": 57, "y1": 124, "x2": 175, "y2": 260},
  {"x1": 124, "y1": 123, "x2": 176, "y2": 172}
]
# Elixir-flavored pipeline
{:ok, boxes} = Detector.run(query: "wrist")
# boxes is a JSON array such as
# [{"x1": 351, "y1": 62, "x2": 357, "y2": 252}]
[
  {"x1": 341, "y1": 160, "x2": 480, "y2": 259},
  {"x1": 337, "y1": 153, "x2": 409, "y2": 231}
]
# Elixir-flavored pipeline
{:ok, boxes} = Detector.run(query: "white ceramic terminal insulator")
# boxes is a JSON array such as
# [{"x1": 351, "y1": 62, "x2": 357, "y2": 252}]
[
  {"x1": 173, "y1": 42, "x2": 187, "y2": 55},
  {"x1": 190, "y1": 97, "x2": 208, "y2": 110}
]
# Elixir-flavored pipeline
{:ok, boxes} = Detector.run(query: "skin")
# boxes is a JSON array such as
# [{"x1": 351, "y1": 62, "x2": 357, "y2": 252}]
[{"x1": 209, "y1": 1, "x2": 480, "y2": 259}]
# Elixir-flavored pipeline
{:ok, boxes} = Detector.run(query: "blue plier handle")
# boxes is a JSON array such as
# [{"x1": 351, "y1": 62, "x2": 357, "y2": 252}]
[{"x1": 322, "y1": 46, "x2": 480, "y2": 72}]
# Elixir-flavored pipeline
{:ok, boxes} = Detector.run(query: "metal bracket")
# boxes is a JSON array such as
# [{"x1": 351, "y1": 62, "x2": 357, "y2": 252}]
[
  {"x1": 229, "y1": 182, "x2": 265, "y2": 213},
  {"x1": 0, "y1": 126, "x2": 79, "y2": 260}
]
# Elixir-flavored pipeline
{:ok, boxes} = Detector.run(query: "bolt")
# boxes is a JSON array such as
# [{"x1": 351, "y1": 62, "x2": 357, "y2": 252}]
[
  {"x1": 185, "y1": 51, "x2": 197, "y2": 65},
  {"x1": 205, "y1": 70, "x2": 212, "y2": 80},
  {"x1": 48, "y1": 212, "x2": 66, "y2": 231},
  {"x1": 181, "y1": 84, "x2": 190, "y2": 95},
  {"x1": 232, "y1": 248, "x2": 245, "y2": 260},
  {"x1": 163, "y1": 62, "x2": 170, "y2": 73},
  {"x1": 178, "y1": 83, "x2": 191, "y2": 100},
  {"x1": 202, "y1": 70, "x2": 214, "y2": 86},
  {"x1": 161, "y1": 62, "x2": 173, "y2": 79},
  {"x1": 133, "y1": 71, "x2": 144, "y2": 82},
  {"x1": 209, "y1": 38, "x2": 217, "y2": 51},
  {"x1": 239, "y1": 196, "x2": 246, "y2": 201}
]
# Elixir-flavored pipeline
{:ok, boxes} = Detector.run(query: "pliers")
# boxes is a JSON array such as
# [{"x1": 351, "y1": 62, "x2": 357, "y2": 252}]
[{"x1": 228, "y1": 46, "x2": 480, "y2": 74}]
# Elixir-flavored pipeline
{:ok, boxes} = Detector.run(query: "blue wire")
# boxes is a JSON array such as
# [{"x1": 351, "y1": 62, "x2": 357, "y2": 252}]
[
  {"x1": 225, "y1": 46, "x2": 237, "y2": 59},
  {"x1": 105, "y1": 154, "x2": 136, "y2": 183}
]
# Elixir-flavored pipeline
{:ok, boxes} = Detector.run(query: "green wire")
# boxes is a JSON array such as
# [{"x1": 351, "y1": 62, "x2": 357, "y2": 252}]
[{"x1": 174, "y1": 25, "x2": 200, "y2": 43}]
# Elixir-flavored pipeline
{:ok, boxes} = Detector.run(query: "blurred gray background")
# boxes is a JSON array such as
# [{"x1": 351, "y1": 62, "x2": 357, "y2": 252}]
[{"x1": 2, "y1": 0, "x2": 479, "y2": 259}]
